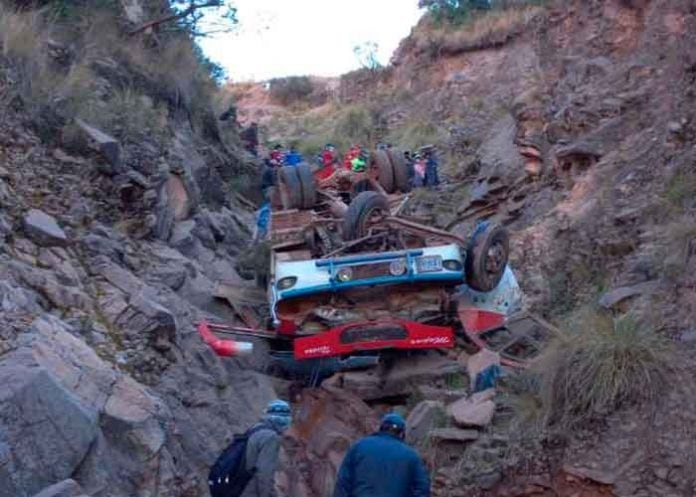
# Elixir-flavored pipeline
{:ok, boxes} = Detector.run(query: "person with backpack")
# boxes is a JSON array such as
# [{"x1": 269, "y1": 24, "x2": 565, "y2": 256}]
[
  {"x1": 209, "y1": 399, "x2": 292, "y2": 497},
  {"x1": 333, "y1": 413, "x2": 430, "y2": 497}
]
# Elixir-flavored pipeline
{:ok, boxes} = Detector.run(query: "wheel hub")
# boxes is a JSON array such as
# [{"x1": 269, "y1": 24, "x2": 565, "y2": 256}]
[{"x1": 484, "y1": 242, "x2": 505, "y2": 274}]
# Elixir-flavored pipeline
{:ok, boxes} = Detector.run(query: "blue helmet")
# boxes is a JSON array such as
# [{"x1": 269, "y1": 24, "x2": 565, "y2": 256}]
[
  {"x1": 380, "y1": 413, "x2": 406, "y2": 434},
  {"x1": 264, "y1": 399, "x2": 292, "y2": 432}
]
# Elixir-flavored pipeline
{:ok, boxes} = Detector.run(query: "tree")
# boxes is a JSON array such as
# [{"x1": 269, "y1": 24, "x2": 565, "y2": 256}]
[
  {"x1": 353, "y1": 41, "x2": 382, "y2": 71},
  {"x1": 419, "y1": 0, "x2": 493, "y2": 25},
  {"x1": 131, "y1": 1, "x2": 238, "y2": 37}
]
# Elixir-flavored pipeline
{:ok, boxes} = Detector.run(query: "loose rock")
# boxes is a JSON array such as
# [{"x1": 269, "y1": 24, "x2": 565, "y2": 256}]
[
  {"x1": 447, "y1": 389, "x2": 497, "y2": 428},
  {"x1": 23, "y1": 209, "x2": 68, "y2": 247}
]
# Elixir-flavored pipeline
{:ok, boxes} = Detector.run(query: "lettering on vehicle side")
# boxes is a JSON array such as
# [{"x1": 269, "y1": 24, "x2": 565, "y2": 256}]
[
  {"x1": 302, "y1": 345, "x2": 332, "y2": 356},
  {"x1": 409, "y1": 337, "x2": 451, "y2": 345}
]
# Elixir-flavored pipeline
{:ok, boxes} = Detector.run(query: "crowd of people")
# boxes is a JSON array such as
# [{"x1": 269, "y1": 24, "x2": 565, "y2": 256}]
[
  {"x1": 210, "y1": 399, "x2": 430, "y2": 497},
  {"x1": 259, "y1": 142, "x2": 441, "y2": 190},
  {"x1": 252, "y1": 142, "x2": 441, "y2": 244}
]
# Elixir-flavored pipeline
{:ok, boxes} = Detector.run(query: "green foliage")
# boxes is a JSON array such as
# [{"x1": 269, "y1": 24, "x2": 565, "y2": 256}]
[
  {"x1": 665, "y1": 166, "x2": 696, "y2": 208},
  {"x1": 269, "y1": 76, "x2": 314, "y2": 106},
  {"x1": 76, "y1": 88, "x2": 169, "y2": 142},
  {"x1": 353, "y1": 41, "x2": 382, "y2": 71},
  {"x1": 193, "y1": 43, "x2": 227, "y2": 84},
  {"x1": 169, "y1": 0, "x2": 238, "y2": 38},
  {"x1": 48, "y1": 0, "x2": 118, "y2": 19},
  {"x1": 335, "y1": 105, "x2": 378, "y2": 145},
  {"x1": 421, "y1": 0, "x2": 548, "y2": 26},
  {"x1": 421, "y1": 0, "x2": 492, "y2": 25},
  {"x1": 386, "y1": 119, "x2": 446, "y2": 151},
  {"x1": 445, "y1": 373, "x2": 467, "y2": 389}
]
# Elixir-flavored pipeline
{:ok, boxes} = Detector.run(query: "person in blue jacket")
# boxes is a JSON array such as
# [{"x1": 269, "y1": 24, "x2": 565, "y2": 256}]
[
  {"x1": 333, "y1": 413, "x2": 430, "y2": 497},
  {"x1": 252, "y1": 201, "x2": 271, "y2": 244},
  {"x1": 284, "y1": 146, "x2": 304, "y2": 166}
]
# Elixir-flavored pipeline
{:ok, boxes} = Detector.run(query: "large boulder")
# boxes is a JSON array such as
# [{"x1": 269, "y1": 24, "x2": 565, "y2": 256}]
[
  {"x1": 0, "y1": 315, "x2": 188, "y2": 497},
  {"x1": 406, "y1": 400, "x2": 445, "y2": 445},
  {"x1": 330, "y1": 354, "x2": 463, "y2": 401},
  {"x1": 279, "y1": 386, "x2": 378, "y2": 497},
  {"x1": 447, "y1": 389, "x2": 497, "y2": 428},
  {"x1": 0, "y1": 324, "x2": 100, "y2": 497},
  {"x1": 23, "y1": 209, "x2": 68, "y2": 247},
  {"x1": 31, "y1": 479, "x2": 87, "y2": 497}
]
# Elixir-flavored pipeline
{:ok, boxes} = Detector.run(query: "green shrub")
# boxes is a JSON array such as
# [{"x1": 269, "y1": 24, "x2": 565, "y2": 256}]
[
  {"x1": 422, "y1": 0, "x2": 549, "y2": 26},
  {"x1": 387, "y1": 119, "x2": 446, "y2": 151},
  {"x1": 335, "y1": 105, "x2": 376, "y2": 145},
  {"x1": 269, "y1": 76, "x2": 314, "y2": 106}
]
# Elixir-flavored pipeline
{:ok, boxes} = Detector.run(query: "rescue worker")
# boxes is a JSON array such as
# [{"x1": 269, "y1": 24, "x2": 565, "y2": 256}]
[
  {"x1": 333, "y1": 413, "x2": 430, "y2": 497},
  {"x1": 240, "y1": 399, "x2": 292, "y2": 497}
]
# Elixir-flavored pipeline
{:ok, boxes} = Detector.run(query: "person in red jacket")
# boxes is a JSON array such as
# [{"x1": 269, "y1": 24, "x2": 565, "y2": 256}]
[
  {"x1": 343, "y1": 145, "x2": 361, "y2": 170},
  {"x1": 315, "y1": 144, "x2": 337, "y2": 181},
  {"x1": 269, "y1": 144, "x2": 284, "y2": 166},
  {"x1": 322, "y1": 144, "x2": 336, "y2": 168}
]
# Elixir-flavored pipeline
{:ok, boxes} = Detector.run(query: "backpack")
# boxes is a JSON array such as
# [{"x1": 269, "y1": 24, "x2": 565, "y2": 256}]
[{"x1": 208, "y1": 425, "x2": 267, "y2": 497}]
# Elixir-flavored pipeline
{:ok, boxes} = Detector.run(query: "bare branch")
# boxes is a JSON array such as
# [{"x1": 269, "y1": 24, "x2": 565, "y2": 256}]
[{"x1": 129, "y1": 0, "x2": 222, "y2": 37}]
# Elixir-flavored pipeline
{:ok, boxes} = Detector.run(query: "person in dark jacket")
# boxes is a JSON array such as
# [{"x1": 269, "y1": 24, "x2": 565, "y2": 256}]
[
  {"x1": 333, "y1": 413, "x2": 430, "y2": 497},
  {"x1": 241, "y1": 122, "x2": 259, "y2": 156},
  {"x1": 241, "y1": 399, "x2": 292, "y2": 497},
  {"x1": 424, "y1": 149, "x2": 440, "y2": 187}
]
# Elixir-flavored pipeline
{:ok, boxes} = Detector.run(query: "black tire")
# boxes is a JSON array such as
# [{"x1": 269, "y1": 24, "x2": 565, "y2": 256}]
[
  {"x1": 465, "y1": 223, "x2": 510, "y2": 292},
  {"x1": 296, "y1": 163, "x2": 317, "y2": 209},
  {"x1": 343, "y1": 191, "x2": 389, "y2": 240},
  {"x1": 278, "y1": 167, "x2": 303, "y2": 210},
  {"x1": 374, "y1": 150, "x2": 395, "y2": 194},
  {"x1": 387, "y1": 149, "x2": 411, "y2": 193}
]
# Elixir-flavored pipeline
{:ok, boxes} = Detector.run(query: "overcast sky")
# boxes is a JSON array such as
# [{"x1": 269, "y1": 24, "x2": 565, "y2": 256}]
[{"x1": 199, "y1": 0, "x2": 424, "y2": 82}]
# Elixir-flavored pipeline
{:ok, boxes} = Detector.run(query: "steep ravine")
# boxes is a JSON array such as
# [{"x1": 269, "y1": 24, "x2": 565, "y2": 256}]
[
  {"x1": 240, "y1": 1, "x2": 696, "y2": 496},
  {"x1": 2, "y1": 1, "x2": 696, "y2": 497}
]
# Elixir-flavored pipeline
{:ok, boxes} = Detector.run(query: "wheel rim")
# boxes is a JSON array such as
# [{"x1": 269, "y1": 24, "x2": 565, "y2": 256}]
[
  {"x1": 359, "y1": 207, "x2": 386, "y2": 235},
  {"x1": 484, "y1": 242, "x2": 506, "y2": 275}
]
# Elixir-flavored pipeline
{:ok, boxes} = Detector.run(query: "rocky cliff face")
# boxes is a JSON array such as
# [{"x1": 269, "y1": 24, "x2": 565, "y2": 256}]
[{"x1": 0, "y1": 3, "x2": 277, "y2": 497}]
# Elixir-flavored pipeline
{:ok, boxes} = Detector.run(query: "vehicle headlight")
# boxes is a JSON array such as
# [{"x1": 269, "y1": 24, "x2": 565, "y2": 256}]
[
  {"x1": 389, "y1": 259, "x2": 407, "y2": 276},
  {"x1": 336, "y1": 267, "x2": 353, "y2": 282},
  {"x1": 443, "y1": 259, "x2": 463, "y2": 271},
  {"x1": 277, "y1": 276, "x2": 297, "y2": 290}
]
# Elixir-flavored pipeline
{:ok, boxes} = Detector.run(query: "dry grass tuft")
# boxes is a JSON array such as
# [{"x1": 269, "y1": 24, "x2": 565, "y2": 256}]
[
  {"x1": 416, "y1": 5, "x2": 545, "y2": 55},
  {"x1": 0, "y1": 8, "x2": 44, "y2": 61},
  {"x1": 532, "y1": 310, "x2": 673, "y2": 429},
  {"x1": 659, "y1": 213, "x2": 696, "y2": 279},
  {"x1": 0, "y1": 8, "x2": 49, "y2": 97}
]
